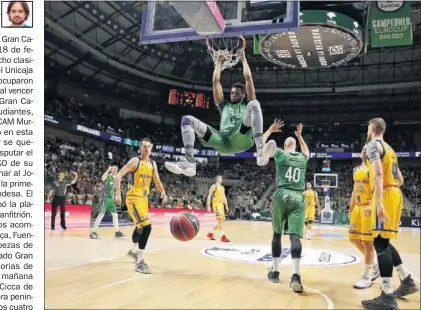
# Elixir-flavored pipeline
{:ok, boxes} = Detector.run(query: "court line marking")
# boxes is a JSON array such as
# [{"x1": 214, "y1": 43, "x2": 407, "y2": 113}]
[{"x1": 100, "y1": 272, "x2": 334, "y2": 310}]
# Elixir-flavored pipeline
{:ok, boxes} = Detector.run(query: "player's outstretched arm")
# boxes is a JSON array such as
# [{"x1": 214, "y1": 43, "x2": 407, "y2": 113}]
[
  {"x1": 366, "y1": 141, "x2": 387, "y2": 222},
  {"x1": 263, "y1": 119, "x2": 284, "y2": 144},
  {"x1": 213, "y1": 59, "x2": 224, "y2": 104},
  {"x1": 295, "y1": 124, "x2": 310, "y2": 160},
  {"x1": 114, "y1": 157, "x2": 138, "y2": 205},
  {"x1": 240, "y1": 49, "x2": 256, "y2": 101},
  {"x1": 152, "y1": 161, "x2": 167, "y2": 204},
  {"x1": 101, "y1": 166, "x2": 112, "y2": 183},
  {"x1": 207, "y1": 185, "x2": 216, "y2": 212}
]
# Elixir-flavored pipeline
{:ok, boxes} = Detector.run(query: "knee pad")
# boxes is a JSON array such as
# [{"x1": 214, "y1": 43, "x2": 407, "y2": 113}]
[
  {"x1": 181, "y1": 115, "x2": 192, "y2": 126},
  {"x1": 290, "y1": 235, "x2": 302, "y2": 259},
  {"x1": 138, "y1": 224, "x2": 152, "y2": 249},
  {"x1": 248, "y1": 100, "x2": 261, "y2": 110},
  {"x1": 373, "y1": 236, "x2": 390, "y2": 254},
  {"x1": 132, "y1": 227, "x2": 141, "y2": 243}
]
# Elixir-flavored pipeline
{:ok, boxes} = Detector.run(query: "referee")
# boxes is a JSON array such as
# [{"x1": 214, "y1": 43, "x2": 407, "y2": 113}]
[{"x1": 47, "y1": 171, "x2": 78, "y2": 230}]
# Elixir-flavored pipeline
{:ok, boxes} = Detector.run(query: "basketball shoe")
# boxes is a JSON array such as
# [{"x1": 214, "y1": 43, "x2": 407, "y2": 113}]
[
  {"x1": 89, "y1": 232, "x2": 100, "y2": 239},
  {"x1": 361, "y1": 291, "x2": 398, "y2": 310},
  {"x1": 221, "y1": 235, "x2": 230, "y2": 242},
  {"x1": 135, "y1": 260, "x2": 151, "y2": 274},
  {"x1": 267, "y1": 268, "x2": 280, "y2": 283},
  {"x1": 290, "y1": 274, "x2": 304, "y2": 293},
  {"x1": 256, "y1": 140, "x2": 268, "y2": 166},
  {"x1": 353, "y1": 277, "x2": 372, "y2": 289},
  {"x1": 207, "y1": 232, "x2": 215, "y2": 240},
  {"x1": 164, "y1": 159, "x2": 196, "y2": 177},
  {"x1": 393, "y1": 274, "x2": 419, "y2": 298}
]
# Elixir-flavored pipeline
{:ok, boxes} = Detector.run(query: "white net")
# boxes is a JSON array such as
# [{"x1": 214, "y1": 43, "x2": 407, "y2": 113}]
[{"x1": 206, "y1": 36, "x2": 246, "y2": 71}]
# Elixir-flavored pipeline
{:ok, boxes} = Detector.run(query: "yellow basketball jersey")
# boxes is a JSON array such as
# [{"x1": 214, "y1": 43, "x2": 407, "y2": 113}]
[
  {"x1": 353, "y1": 164, "x2": 372, "y2": 205},
  {"x1": 126, "y1": 158, "x2": 154, "y2": 197},
  {"x1": 304, "y1": 190, "x2": 316, "y2": 207},
  {"x1": 213, "y1": 184, "x2": 225, "y2": 204},
  {"x1": 368, "y1": 140, "x2": 400, "y2": 188}
]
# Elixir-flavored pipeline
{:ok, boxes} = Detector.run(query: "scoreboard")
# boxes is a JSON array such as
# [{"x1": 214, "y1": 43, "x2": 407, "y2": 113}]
[{"x1": 168, "y1": 89, "x2": 211, "y2": 109}]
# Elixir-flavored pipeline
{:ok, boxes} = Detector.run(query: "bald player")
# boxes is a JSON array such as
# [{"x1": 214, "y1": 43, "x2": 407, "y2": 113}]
[
  {"x1": 361, "y1": 118, "x2": 418, "y2": 310},
  {"x1": 263, "y1": 123, "x2": 309, "y2": 293}
]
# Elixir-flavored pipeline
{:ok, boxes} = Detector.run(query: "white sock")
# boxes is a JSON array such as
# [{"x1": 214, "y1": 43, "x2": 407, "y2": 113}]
[
  {"x1": 112, "y1": 213, "x2": 119, "y2": 232},
  {"x1": 363, "y1": 264, "x2": 373, "y2": 278},
  {"x1": 381, "y1": 277, "x2": 393, "y2": 294},
  {"x1": 272, "y1": 257, "x2": 280, "y2": 272},
  {"x1": 292, "y1": 258, "x2": 300, "y2": 275},
  {"x1": 220, "y1": 230, "x2": 225, "y2": 236},
  {"x1": 136, "y1": 249, "x2": 145, "y2": 263},
  {"x1": 131, "y1": 243, "x2": 138, "y2": 253},
  {"x1": 396, "y1": 264, "x2": 409, "y2": 280},
  {"x1": 93, "y1": 213, "x2": 105, "y2": 231}
]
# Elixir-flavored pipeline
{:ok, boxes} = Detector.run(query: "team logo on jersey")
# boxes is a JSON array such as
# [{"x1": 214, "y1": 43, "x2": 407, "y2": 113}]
[{"x1": 201, "y1": 245, "x2": 359, "y2": 267}]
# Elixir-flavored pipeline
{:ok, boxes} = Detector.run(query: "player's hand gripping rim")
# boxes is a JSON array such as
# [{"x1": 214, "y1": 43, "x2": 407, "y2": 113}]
[
  {"x1": 376, "y1": 202, "x2": 389, "y2": 223},
  {"x1": 269, "y1": 119, "x2": 285, "y2": 134}
]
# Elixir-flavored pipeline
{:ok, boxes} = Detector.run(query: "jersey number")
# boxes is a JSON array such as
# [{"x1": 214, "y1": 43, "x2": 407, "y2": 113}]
[
  {"x1": 392, "y1": 162, "x2": 399, "y2": 180},
  {"x1": 285, "y1": 167, "x2": 300, "y2": 183}
]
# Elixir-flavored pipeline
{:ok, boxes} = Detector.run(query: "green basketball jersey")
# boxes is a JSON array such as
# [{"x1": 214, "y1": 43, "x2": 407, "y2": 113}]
[
  {"x1": 104, "y1": 174, "x2": 115, "y2": 198},
  {"x1": 218, "y1": 99, "x2": 248, "y2": 135},
  {"x1": 274, "y1": 149, "x2": 307, "y2": 191}
]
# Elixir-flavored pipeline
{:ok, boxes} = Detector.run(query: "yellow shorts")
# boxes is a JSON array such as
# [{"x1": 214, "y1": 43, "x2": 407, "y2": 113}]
[
  {"x1": 213, "y1": 202, "x2": 225, "y2": 220},
  {"x1": 371, "y1": 186, "x2": 403, "y2": 240},
  {"x1": 348, "y1": 204, "x2": 373, "y2": 241},
  {"x1": 305, "y1": 205, "x2": 315, "y2": 221},
  {"x1": 126, "y1": 195, "x2": 150, "y2": 228}
]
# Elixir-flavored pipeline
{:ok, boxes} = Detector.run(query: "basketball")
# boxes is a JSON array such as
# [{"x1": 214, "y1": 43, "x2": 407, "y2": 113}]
[{"x1": 170, "y1": 212, "x2": 200, "y2": 242}]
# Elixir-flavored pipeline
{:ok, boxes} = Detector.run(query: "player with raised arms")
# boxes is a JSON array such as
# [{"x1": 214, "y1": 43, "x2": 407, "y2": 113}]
[
  {"x1": 347, "y1": 146, "x2": 380, "y2": 289},
  {"x1": 114, "y1": 138, "x2": 167, "y2": 274},
  {"x1": 206, "y1": 175, "x2": 230, "y2": 242},
  {"x1": 263, "y1": 122, "x2": 309, "y2": 293},
  {"x1": 361, "y1": 118, "x2": 418, "y2": 309},
  {"x1": 303, "y1": 182, "x2": 320, "y2": 240},
  {"x1": 165, "y1": 37, "x2": 267, "y2": 177},
  {"x1": 90, "y1": 166, "x2": 125, "y2": 239}
]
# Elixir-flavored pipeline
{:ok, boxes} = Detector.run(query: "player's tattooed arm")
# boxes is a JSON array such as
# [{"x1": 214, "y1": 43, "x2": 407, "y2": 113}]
[
  {"x1": 295, "y1": 124, "x2": 310, "y2": 160},
  {"x1": 101, "y1": 166, "x2": 112, "y2": 183},
  {"x1": 366, "y1": 141, "x2": 386, "y2": 220},
  {"x1": 114, "y1": 157, "x2": 138, "y2": 205},
  {"x1": 240, "y1": 47, "x2": 256, "y2": 101},
  {"x1": 152, "y1": 161, "x2": 167, "y2": 204},
  {"x1": 207, "y1": 185, "x2": 216, "y2": 212},
  {"x1": 213, "y1": 58, "x2": 224, "y2": 104}
]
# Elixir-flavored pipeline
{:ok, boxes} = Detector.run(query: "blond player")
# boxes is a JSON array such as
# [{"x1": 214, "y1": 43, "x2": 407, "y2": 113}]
[
  {"x1": 206, "y1": 175, "x2": 230, "y2": 242},
  {"x1": 361, "y1": 118, "x2": 418, "y2": 310},
  {"x1": 114, "y1": 138, "x2": 167, "y2": 274},
  {"x1": 303, "y1": 183, "x2": 320, "y2": 240},
  {"x1": 348, "y1": 147, "x2": 380, "y2": 289}
]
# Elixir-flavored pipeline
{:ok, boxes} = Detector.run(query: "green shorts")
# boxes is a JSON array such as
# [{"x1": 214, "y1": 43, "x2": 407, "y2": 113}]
[
  {"x1": 272, "y1": 188, "x2": 305, "y2": 238},
  {"x1": 100, "y1": 197, "x2": 117, "y2": 214},
  {"x1": 197, "y1": 123, "x2": 254, "y2": 155}
]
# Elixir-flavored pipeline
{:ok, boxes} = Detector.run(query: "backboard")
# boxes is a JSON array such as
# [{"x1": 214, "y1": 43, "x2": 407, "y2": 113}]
[
  {"x1": 313, "y1": 173, "x2": 338, "y2": 189},
  {"x1": 140, "y1": 1, "x2": 300, "y2": 45}
]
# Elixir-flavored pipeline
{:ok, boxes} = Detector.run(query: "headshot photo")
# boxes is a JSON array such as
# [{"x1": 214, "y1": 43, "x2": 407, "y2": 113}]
[{"x1": 1, "y1": 1, "x2": 33, "y2": 28}]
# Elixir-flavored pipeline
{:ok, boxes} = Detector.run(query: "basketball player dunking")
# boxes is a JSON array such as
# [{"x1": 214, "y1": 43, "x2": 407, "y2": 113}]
[
  {"x1": 114, "y1": 138, "x2": 167, "y2": 274},
  {"x1": 303, "y1": 183, "x2": 320, "y2": 240},
  {"x1": 263, "y1": 123, "x2": 309, "y2": 293},
  {"x1": 90, "y1": 166, "x2": 125, "y2": 239},
  {"x1": 347, "y1": 147, "x2": 380, "y2": 289},
  {"x1": 361, "y1": 118, "x2": 418, "y2": 309},
  {"x1": 206, "y1": 175, "x2": 230, "y2": 242},
  {"x1": 165, "y1": 52, "x2": 267, "y2": 177}
]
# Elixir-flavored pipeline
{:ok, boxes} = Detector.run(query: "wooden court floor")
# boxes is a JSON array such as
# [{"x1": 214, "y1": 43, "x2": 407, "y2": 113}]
[{"x1": 45, "y1": 221, "x2": 420, "y2": 309}]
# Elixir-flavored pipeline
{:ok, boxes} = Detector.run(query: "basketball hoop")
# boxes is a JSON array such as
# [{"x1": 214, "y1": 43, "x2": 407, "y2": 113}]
[{"x1": 206, "y1": 36, "x2": 246, "y2": 71}]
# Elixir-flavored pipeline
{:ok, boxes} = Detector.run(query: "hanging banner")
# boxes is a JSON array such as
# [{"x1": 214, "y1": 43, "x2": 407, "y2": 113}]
[{"x1": 370, "y1": 1, "x2": 413, "y2": 47}]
